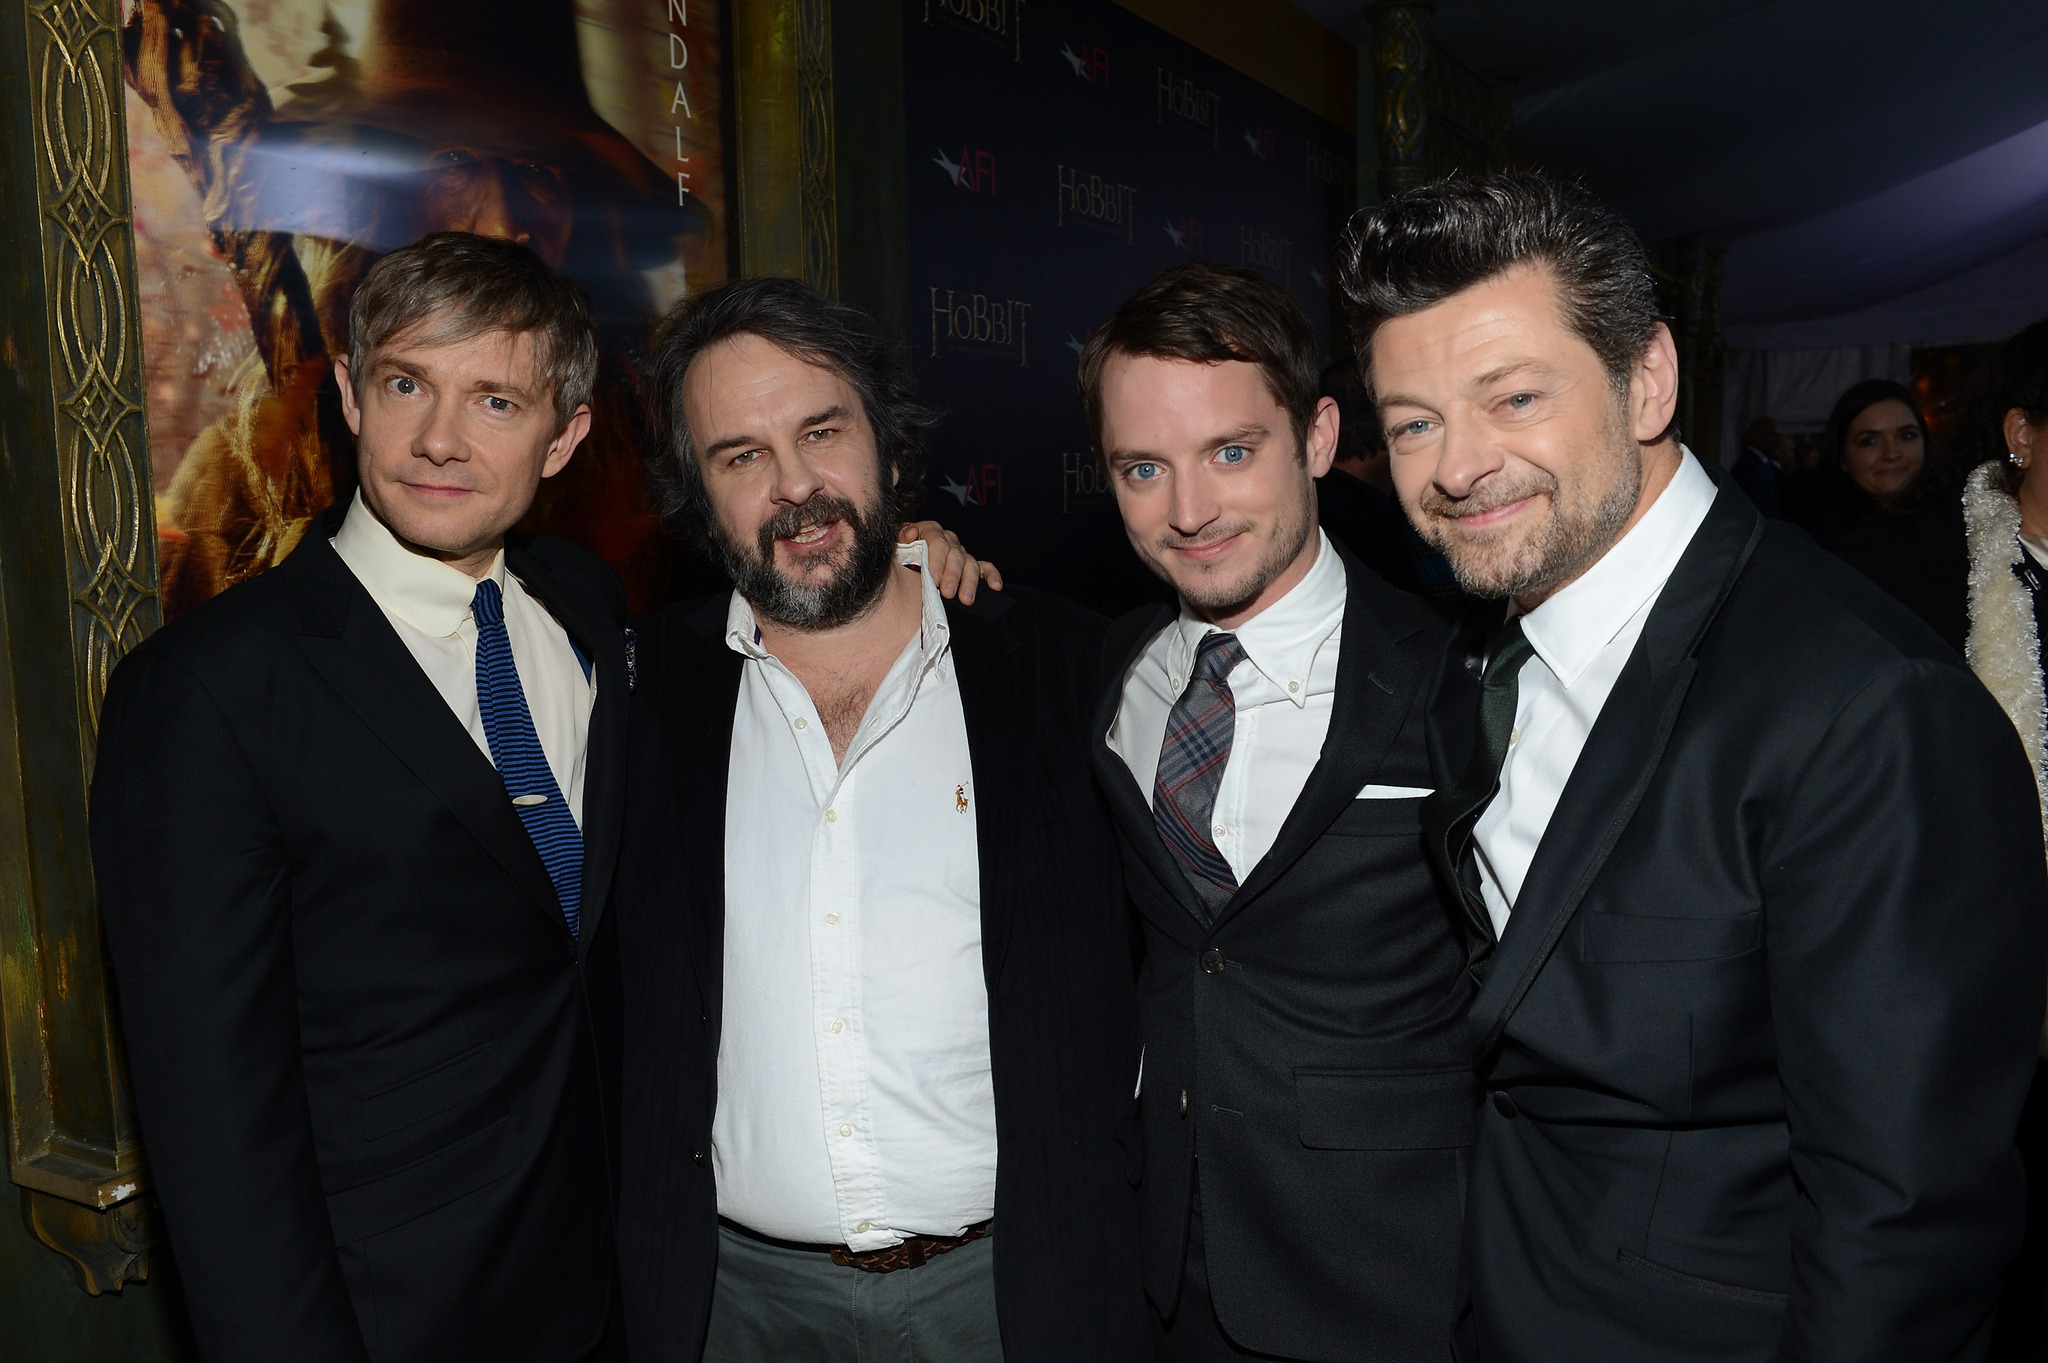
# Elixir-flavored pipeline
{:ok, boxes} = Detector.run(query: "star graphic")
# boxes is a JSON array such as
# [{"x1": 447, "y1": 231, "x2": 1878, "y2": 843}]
[
  {"x1": 1065, "y1": 334, "x2": 1085, "y2": 358},
  {"x1": 1243, "y1": 128, "x2": 1266, "y2": 157},
  {"x1": 1309, "y1": 266, "x2": 1326, "y2": 289},
  {"x1": 941, "y1": 475, "x2": 977, "y2": 506},
  {"x1": 1163, "y1": 222, "x2": 1185, "y2": 249},
  {"x1": 933, "y1": 148, "x2": 964, "y2": 186},
  {"x1": 1060, "y1": 41, "x2": 1085, "y2": 76}
]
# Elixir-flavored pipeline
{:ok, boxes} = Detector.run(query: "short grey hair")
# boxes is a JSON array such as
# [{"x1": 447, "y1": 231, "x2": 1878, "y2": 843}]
[{"x1": 346, "y1": 231, "x2": 599, "y2": 427}]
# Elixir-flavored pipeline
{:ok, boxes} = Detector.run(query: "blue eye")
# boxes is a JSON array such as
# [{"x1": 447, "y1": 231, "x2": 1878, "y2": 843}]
[
  {"x1": 392, "y1": 376, "x2": 418, "y2": 395},
  {"x1": 485, "y1": 396, "x2": 512, "y2": 412},
  {"x1": 1128, "y1": 462, "x2": 1161, "y2": 481},
  {"x1": 1507, "y1": 392, "x2": 1535, "y2": 409},
  {"x1": 1402, "y1": 420, "x2": 1430, "y2": 436},
  {"x1": 1217, "y1": 445, "x2": 1248, "y2": 465}
]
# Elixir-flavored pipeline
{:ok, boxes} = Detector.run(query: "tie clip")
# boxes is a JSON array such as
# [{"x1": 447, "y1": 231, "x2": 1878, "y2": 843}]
[{"x1": 511, "y1": 794, "x2": 548, "y2": 807}]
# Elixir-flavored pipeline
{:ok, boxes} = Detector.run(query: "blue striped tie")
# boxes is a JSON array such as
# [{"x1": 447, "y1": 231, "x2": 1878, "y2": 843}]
[
  {"x1": 1153, "y1": 631, "x2": 1247, "y2": 920},
  {"x1": 472, "y1": 578, "x2": 582, "y2": 938}
]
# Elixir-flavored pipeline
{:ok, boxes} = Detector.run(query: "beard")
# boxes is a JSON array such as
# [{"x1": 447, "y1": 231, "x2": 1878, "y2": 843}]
[
  {"x1": 708, "y1": 479, "x2": 902, "y2": 631},
  {"x1": 1413, "y1": 406, "x2": 1644, "y2": 601}
]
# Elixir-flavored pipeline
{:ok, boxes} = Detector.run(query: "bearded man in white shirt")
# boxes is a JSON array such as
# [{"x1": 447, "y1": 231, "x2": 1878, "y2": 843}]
[
  {"x1": 1342, "y1": 171, "x2": 2047, "y2": 1362},
  {"x1": 613, "y1": 276, "x2": 1149, "y2": 1363},
  {"x1": 1079, "y1": 260, "x2": 1475, "y2": 1363}
]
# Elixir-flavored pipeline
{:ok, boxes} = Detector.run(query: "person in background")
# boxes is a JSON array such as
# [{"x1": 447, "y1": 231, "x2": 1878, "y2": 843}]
[
  {"x1": 1344, "y1": 170, "x2": 2044, "y2": 1363},
  {"x1": 1806, "y1": 378, "x2": 1933, "y2": 548},
  {"x1": 614, "y1": 276, "x2": 1146, "y2": 1363},
  {"x1": 1083, "y1": 262, "x2": 1472, "y2": 1363},
  {"x1": 1315, "y1": 359, "x2": 1465, "y2": 616},
  {"x1": 1729, "y1": 415, "x2": 1784, "y2": 519},
  {"x1": 1832, "y1": 319, "x2": 2048, "y2": 1360}
]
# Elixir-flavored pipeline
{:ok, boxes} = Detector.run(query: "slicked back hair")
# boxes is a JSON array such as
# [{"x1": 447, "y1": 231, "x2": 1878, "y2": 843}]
[
  {"x1": 1077, "y1": 261, "x2": 1322, "y2": 456},
  {"x1": 1337, "y1": 172, "x2": 1664, "y2": 413},
  {"x1": 346, "y1": 231, "x2": 598, "y2": 428},
  {"x1": 642, "y1": 276, "x2": 936, "y2": 544}
]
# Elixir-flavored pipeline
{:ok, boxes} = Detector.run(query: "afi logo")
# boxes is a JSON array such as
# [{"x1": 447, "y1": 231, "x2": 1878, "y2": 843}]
[
  {"x1": 1243, "y1": 127, "x2": 1274, "y2": 159},
  {"x1": 933, "y1": 146, "x2": 997, "y2": 195},
  {"x1": 1060, "y1": 40, "x2": 1109, "y2": 87},
  {"x1": 941, "y1": 464, "x2": 1005, "y2": 507},
  {"x1": 1163, "y1": 216, "x2": 1204, "y2": 254}
]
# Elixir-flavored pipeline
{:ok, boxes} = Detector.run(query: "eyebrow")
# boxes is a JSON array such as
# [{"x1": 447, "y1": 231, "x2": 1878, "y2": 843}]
[
  {"x1": 1376, "y1": 360, "x2": 1555, "y2": 414},
  {"x1": 702, "y1": 404, "x2": 853, "y2": 459},
  {"x1": 1105, "y1": 422, "x2": 1271, "y2": 464}
]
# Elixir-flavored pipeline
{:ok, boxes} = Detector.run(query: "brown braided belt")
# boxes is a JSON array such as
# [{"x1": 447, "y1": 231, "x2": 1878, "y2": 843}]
[{"x1": 830, "y1": 1221, "x2": 990, "y2": 1273}]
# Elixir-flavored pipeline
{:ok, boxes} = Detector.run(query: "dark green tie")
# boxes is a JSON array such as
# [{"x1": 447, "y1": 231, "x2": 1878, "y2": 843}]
[{"x1": 1426, "y1": 618, "x2": 1535, "y2": 980}]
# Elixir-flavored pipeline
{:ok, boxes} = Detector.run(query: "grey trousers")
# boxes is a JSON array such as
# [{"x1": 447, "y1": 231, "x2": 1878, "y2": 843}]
[{"x1": 702, "y1": 1223, "x2": 1006, "y2": 1363}]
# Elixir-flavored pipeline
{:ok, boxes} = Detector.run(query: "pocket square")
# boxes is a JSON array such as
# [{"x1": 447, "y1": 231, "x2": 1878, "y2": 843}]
[{"x1": 1356, "y1": 783, "x2": 1432, "y2": 799}]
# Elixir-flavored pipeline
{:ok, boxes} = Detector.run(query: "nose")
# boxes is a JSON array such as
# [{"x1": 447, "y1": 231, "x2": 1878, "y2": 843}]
[
  {"x1": 768, "y1": 443, "x2": 825, "y2": 507},
  {"x1": 464, "y1": 164, "x2": 530, "y2": 247},
  {"x1": 413, "y1": 390, "x2": 468, "y2": 466},
  {"x1": 1166, "y1": 465, "x2": 1220, "y2": 538},
  {"x1": 1431, "y1": 417, "x2": 1503, "y2": 500}
]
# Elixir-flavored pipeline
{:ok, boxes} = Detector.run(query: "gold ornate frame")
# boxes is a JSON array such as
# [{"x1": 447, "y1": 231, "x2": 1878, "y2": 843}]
[{"x1": 0, "y1": 0, "x2": 838, "y2": 1299}]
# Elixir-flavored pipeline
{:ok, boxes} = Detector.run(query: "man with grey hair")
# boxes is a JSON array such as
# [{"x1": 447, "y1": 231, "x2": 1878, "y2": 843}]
[{"x1": 92, "y1": 232, "x2": 988, "y2": 1363}]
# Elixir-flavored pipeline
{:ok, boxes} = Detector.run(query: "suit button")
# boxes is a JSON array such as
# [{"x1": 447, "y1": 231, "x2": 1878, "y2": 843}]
[
  {"x1": 1491, "y1": 1091, "x2": 1519, "y2": 1119},
  {"x1": 1200, "y1": 948, "x2": 1226, "y2": 974},
  {"x1": 691, "y1": 1148, "x2": 707, "y2": 1166}
]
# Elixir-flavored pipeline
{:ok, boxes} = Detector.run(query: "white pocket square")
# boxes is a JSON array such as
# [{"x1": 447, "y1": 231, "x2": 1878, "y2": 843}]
[{"x1": 1356, "y1": 784, "x2": 1432, "y2": 799}]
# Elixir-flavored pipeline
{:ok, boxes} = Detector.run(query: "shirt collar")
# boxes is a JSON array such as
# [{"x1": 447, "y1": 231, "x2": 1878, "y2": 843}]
[
  {"x1": 1166, "y1": 529, "x2": 1345, "y2": 708},
  {"x1": 330, "y1": 490, "x2": 504, "y2": 637},
  {"x1": 726, "y1": 540, "x2": 951, "y2": 665},
  {"x1": 1517, "y1": 447, "x2": 1718, "y2": 689}
]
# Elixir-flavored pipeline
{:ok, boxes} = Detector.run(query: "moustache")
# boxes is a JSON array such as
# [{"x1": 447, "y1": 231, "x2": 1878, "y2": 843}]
[
  {"x1": 1417, "y1": 472, "x2": 1557, "y2": 523},
  {"x1": 757, "y1": 496, "x2": 862, "y2": 554}
]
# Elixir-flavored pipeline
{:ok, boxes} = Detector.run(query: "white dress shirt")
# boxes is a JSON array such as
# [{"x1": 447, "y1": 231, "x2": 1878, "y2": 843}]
[
  {"x1": 330, "y1": 491, "x2": 594, "y2": 826},
  {"x1": 1109, "y1": 531, "x2": 1430, "y2": 881},
  {"x1": 714, "y1": 542, "x2": 996, "y2": 1250},
  {"x1": 1474, "y1": 450, "x2": 1718, "y2": 937}
]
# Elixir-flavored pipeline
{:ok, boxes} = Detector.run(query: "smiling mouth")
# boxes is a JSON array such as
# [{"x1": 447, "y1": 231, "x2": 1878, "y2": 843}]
[
  {"x1": 1437, "y1": 492, "x2": 1543, "y2": 532},
  {"x1": 782, "y1": 520, "x2": 838, "y2": 548}
]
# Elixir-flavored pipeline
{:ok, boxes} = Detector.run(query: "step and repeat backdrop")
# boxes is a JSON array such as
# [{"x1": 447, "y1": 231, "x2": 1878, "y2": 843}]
[{"x1": 904, "y1": 0, "x2": 1355, "y2": 614}]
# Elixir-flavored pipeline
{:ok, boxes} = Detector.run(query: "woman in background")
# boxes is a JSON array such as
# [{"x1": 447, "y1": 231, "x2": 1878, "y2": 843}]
[{"x1": 1807, "y1": 377, "x2": 1935, "y2": 549}]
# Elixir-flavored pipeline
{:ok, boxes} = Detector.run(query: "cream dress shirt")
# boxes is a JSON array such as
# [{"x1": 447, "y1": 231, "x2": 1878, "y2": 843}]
[
  {"x1": 713, "y1": 542, "x2": 997, "y2": 1250},
  {"x1": 1474, "y1": 450, "x2": 1718, "y2": 937},
  {"x1": 330, "y1": 491, "x2": 594, "y2": 826},
  {"x1": 1109, "y1": 530, "x2": 1431, "y2": 882}
]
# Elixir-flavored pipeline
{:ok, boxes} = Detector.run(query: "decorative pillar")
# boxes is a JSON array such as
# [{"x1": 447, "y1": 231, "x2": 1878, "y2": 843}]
[
  {"x1": 732, "y1": 0, "x2": 839, "y2": 296},
  {"x1": 1368, "y1": 2, "x2": 1432, "y2": 200}
]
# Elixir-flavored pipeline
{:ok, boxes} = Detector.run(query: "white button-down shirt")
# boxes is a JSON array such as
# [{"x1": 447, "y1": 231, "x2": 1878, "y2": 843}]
[
  {"x1": 714, "y1": 543, "x2": 996, "y2": 1250},
  {"x1": 1474, "y1": 450, "x2": 1718, "y2": 937},
  {"x1": 330, "y1": 491, "x2": 594, "y2": 826},
  {"x1": 1109, "y1": 531, "x2": 1430, "y2": 881}
]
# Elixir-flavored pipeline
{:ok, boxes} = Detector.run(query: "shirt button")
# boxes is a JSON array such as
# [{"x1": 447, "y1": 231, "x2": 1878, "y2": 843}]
[
  {"x1": 856, "y1": 1220, "x2": 871, "y2": 1233},
  {"x1": 1213, "y1": 824, "x2": 1227, "y2": 838},
  {"x1": 824, "y1": 913, "x2": 840, "y2": 926},
  {"x1": 839, "y1": 1123, "x2": 854, "y2": 1137},
  {"x1": 830, "y1": 1019, "x2": 845, "y2": 1034},
  {"x1": 795, "y1": 717, "x2": 808, "y2": 730},
  {"x1": 825, "y1": 809, "x2": 838, "y2": 823},
  {"x1": 1510, "y1": 727, "x2": 1521, "y2": 745},
  {"x1": 1287, "y1": 680, "x2": 1300, "y2": 693}
]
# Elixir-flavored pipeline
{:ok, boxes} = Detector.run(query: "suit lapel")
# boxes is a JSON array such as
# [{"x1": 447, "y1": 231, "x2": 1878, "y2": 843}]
[
  {"x1": 946, "y1": 600, "x2": 1027, "y2": 989},
  {"x1": 283, "y1": 519, "x2": 565, "y2": 933},
  {"x1": 664, "y1": 602, "x2": 743, "y2": 1029},
  {"x1": 509, "y1": 543, "x2": 626, "y2": 957},
  {"x1": 1213, "y1": 547, "x2": 1429, "y2": 930},
  {"x1": 1089, "y1": 602, "x2": 1210, "y2": 927},
  {"x1": 1469, "y1": 488, "x2": 1765, "y2": 1053}
]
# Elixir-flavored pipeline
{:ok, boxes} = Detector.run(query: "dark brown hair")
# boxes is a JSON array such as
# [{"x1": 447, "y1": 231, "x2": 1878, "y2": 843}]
[
  {"x1": 1337, "y1": 172, "x2": 1662, "y2": 409},
  {"x1": 1077, "y1": 261, "x2": 1322, "y2": 454},
  {"x1": 346, "y1": 231, "x2": 599, "y2": 427}
]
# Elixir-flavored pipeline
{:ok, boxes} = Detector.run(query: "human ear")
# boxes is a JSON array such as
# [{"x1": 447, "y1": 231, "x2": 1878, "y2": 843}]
[
  {"x1": 1304, "y1": 395, "x2": 1340, "y2": 478},
  {"x1": 335, "y1": 358, "x2": 363, "y2": 436},
  {"x1": 1630, "y1": 322, "x2": 1681, "y2": 446},
  {"x1": 541, "y1": 404, "x2": 593, "y2": 478}
]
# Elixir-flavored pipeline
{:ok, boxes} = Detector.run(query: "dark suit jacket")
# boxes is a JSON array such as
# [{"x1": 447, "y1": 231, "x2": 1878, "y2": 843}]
[
  {"x1": 1835, "y1": 486, "x2": 1971, "y2": 654},
  {"x1": 1426, "y1": 479, "x2": 2047, "y2": 1362},
  {"x1": 1094, "y1": 544, "x2": 1476, "y2": 1363},
  {"x1": 92, "y1": 504, "x2": 628, "y2": 1363},
  {"x1": 614, "y1": 584, "x2": 1148, "y2": 1363},
  {"x1": 1728, "y1": 447, "x2": 1783, "y2": 520}
]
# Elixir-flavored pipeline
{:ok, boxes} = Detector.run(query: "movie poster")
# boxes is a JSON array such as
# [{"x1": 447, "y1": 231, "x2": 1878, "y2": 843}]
[{"x1": 123, "y1": 0, "x2": 727, "y2": 617}]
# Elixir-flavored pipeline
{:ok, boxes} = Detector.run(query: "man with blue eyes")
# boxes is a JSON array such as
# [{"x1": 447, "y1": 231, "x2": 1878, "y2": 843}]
[
  {"x1": 1343, "y1": 172, "x2": 2045, "y2": 1362},
  {"x1": 1077, "y1": 260, "x2": 1474, "y2": 1362}
]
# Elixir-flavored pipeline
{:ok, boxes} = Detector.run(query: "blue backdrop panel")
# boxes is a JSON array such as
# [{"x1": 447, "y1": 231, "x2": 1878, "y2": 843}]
[{"x1": 903, "y1": 0, "x2": 1355, "y2": 613}]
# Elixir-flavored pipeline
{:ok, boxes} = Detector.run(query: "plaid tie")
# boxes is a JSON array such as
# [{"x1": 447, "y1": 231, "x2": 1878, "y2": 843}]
[
  {"x1": 472, "y1": 578, "x2": 583, "y2": 938},
  {"x1": 1423, "y1": 618, "x2": 1534, "y2": 979},
  {"x1": 1153, "y1": 632, "x2": 1248, "y2": 920}
]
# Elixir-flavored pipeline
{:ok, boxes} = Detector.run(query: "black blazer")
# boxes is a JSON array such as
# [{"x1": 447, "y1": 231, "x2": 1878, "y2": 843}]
[
  {"x1": 614, "y1": 584, "x2": 1148, "y2": 1363},
  {"x1": 1092, "y1": 544, "x2": 1476, "y2": 1363},
  {"x1": 92, "y1": 505, "x2": 628, "y2": 1363},
  {"x1": 1427, "y1": 480, "x2": 2047, "y2": 1362}
]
